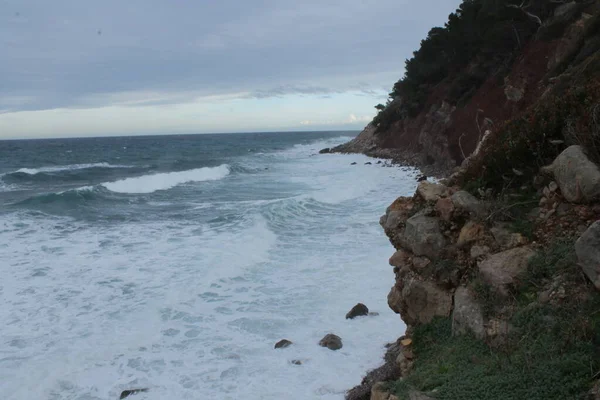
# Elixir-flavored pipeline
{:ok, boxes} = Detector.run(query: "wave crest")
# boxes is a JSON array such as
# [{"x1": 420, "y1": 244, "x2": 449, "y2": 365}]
[{"x1": 102, "y1": 165, "x2": 230, "y2": 194}]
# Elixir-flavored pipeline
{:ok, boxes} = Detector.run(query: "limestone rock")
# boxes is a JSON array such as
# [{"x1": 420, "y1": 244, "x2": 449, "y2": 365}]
[
  {"x1": 381, "y1": 197, "x2": 415, "y2": 231},
  {"x1": 575, "y1": 221, "x2": 600, "y2": 290},
  {"x1": 371, "y1": 382, "x2": 397, "y2": 400},
  {"x1": 274, "y1": 339, "x2": 293, "y2": 349},
  {"x1": 403, "y1": 213, "x2": 446, "y2": 259},
  {"x1": 120, "y1": 389, "x2": 149, "y2": 399},
  {"x1": 400, "y1": 280, "x2": 453, "y2": 325},
  {"x1": 451, "y1": 191, "x2": 486, "y2": 219},
  {"x1": 416, "y1": 181, "x2": 449, "y2": 203},
  {"x1": 346, "y1": 303, "x2": 370, "y2": 319},
  {"x1": 387, "y1": 285, "x2": 403, "y2": 314},
  {"x1": 457, "y1": 221, "x2": 486, "y2": 247},
  {"x1": 435, "y1": 197, "x2": 455, "y2": 221},
  {"x1": 319, "y1": 333, "x2": 343, "y2": 350},
  {"x1": 452, "y1": 286, "x2": 485, "y2": 339},
  {"x1": 542, "y1": 145, "x2": 600, "y2": 203},
  {"x1": 389, "y1": 249, "x2": 411, "y2": 268},
  {"x1": 491, "y1": 225, "x2": 528, "y2": 249},
  {"x1": 478, "y1": 247, "x2": 536, "y2": 294}
]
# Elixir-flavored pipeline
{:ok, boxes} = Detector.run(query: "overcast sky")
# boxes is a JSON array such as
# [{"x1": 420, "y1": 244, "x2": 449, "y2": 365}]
[{"x1": 0, "y1": 0, "x2": 459, "y2": 139}]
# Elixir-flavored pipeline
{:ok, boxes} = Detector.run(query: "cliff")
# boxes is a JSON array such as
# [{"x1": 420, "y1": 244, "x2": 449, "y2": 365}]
[
  {"x1": 333, "y1": 0, "x2": 600, "y2": 179},
  {"x1": 340, "y1": 1, "x2": 600, "y2": 399}
]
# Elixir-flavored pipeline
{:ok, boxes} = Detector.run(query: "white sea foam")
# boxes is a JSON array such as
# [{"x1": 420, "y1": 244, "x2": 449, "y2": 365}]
[
  {"x1": 0, "y1": 138, "x2": 418, "y2": 400},
  {"x1": 13, "y1": 162, "x2": 132, "y2": 175},
  {"x1": 102, "y1": 165, "x2": 230, "y2": 194}
]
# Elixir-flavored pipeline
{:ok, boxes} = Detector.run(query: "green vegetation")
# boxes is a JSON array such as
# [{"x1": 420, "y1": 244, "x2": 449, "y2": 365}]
[
  {"x1": 372, "y1": 0, "x2": 561, "y2": 131},
  {"x1": 391, "y1": 240, "x2": 600, "y2": 400}
]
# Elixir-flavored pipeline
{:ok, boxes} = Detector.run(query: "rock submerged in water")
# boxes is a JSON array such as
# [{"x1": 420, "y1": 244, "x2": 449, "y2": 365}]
[
  {"x1": 351, "y1": 162, "x2": 357, "y2": 165},
  {"x1": 319, "y1": 147, "x2": 331, "y2": 154},
  {"x1": 319, "y1": 333, "x2": 343, "y2": 350},
  {"x1": 346, "y1": 303, "x2": 369, "y2": 319},
  {"x1": 274, "y1": 339, "x2": 293, "y2": 349},
  {"x1": 120, "y1": 389, "x2": 149, "y2": 399}
]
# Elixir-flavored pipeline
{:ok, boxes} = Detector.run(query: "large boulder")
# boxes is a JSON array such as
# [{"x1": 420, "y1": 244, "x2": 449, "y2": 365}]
[
  {"x1": 542, "y1": 145, "x2": 600, "y2": 203},
  {"x1": 381, "y1": 197, "x2": 415, "y2": 231},
  {"x1": 390, "y1": 280, "x2": 453, "y2": 326},
  {"x1": 478, "y1": 247, "x2": 536, "y2": 294},
  {"x1": 319, "y1": 333, "x2": 343, "y2": 350},
  {"x1": 451, "y1": 191, "x2": 486, "y2": 219},
  {"x1": 452, "y1": 286, "x2": 485, "y2": 339},
  {"x1": 402, "y1": 213, "x2": 446, "y2": 259},
  {"x1": 274, "y1": 339, "x2": 293, "y2": 349},
  {"x1": 575, "y1": 221, "x2": 600, "y2": 290},
  {"x1": 389, "y1": 249, "x2": 411, "y2": 268},
  {"x1": 416, "y1": 181, "x2": 449, "y2": 203},
  {"x1": 346, "y1": 303, "x2": 369, "y2": 319}
]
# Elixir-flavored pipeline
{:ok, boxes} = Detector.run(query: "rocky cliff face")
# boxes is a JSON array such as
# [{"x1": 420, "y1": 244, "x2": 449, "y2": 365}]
[
  {"x1": 348, "y1": 145, "x2": 600, "y2": 399},
  {"x1": 334, "y1": 1, "x2": 600, "y2": 177}
]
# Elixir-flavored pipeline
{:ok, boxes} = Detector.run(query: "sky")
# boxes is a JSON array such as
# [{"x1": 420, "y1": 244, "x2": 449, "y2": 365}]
[{"x1": 0, "y1": 0, "x2": 459, "y2": 139}]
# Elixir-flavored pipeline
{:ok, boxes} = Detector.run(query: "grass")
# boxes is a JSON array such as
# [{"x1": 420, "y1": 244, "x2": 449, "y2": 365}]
[{"x1": 391, "y1": 239, "x2": 600, "y2": 400}]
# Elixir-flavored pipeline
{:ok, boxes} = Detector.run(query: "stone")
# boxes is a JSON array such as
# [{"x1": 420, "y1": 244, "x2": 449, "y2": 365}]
[
  {"x1": 451, "y1": 191, "x2": 486, "y2": 219},
  {"x1": 452, "y1": 286, "x2": 485, "y2": 339},
  {"x1": 478, "y1": 247, "x2": 536, "y2": 294},
  {"x1": 393, "y1": 280, "x2": 453, "y2": 325},
  {"x1": 548, "y1": 181, "x2": 558, "y2": 192},
  {"x1": 319, "y1": 147, "x2": 331, "y2": 154},
  {"x1": 412, "y1": 256, "x2": 431, "y2": 271},
  {"x1": 490, "y1": 225, "x2": 528, "y2": 249},
  {"x1": 396, "y1": 353, "x2": 414, "y2": 376},
  {"x1": 417, "y1": 175, "x2": 427, "y2": 182},
  {"x1": 351, "y1": 162, "x2": 357, "y2": 165},
  {"x1": 389, "y1": 249, "x2": 411, "y2": 268},
  {"x1": 542, "y1": 145, "x2": 600, "y2": 203},
  {"x1": 381, "y1": 197, "x2": 415, "y2": 231},
  {"x1": 457, "y1": 221, "x2": 486, "y2": 247},
  {"x1": 575, "y1": 221, "x2": 600, "y2": 290},
  {"x1": 291, "y1": 359, "x2": 302, "y2": 365},
  {"x1": 371, "y1": 382, "x2": 394, "y2": 400},
  {"x1": 470, "y1": 245, "x2": 490, "y2": 259},
  {"x1": 435, "y1": 197, "x2": 455, "y2": 221},
  {"x1": 319, "y1": 333, "x2": 343, "y2": 350},
  {"x1": 402, "y1": 213, "x2": 446, "y2": 259},
  {"x1": 274, "y1": 339, "x2": 293, "y2": 349},
  {"x1": 365, "y1": 162, "x2": 372, "y2": 165},
  {"x1": 416, "y1": 181, "x2": 449, "y2": 203},
  {"x1": 346, "y1": 303, "x2": 369, "y2": 319},
  {"x1": 120, "y1": 389, "x2": 149, "y2": 399}
]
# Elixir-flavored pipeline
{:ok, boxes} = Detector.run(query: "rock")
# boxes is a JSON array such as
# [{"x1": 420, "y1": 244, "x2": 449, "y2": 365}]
[
  {"x1": 377, "y1": 161, "x2": 383, "y2": 164},
  {"x1": 390, "y1": 280, "x2": 453, "y2": 325},
  {"x1": 478, "y1": 247, "x2": 536, "y2": 294},
  {"x1": 371, "y1": 382, "x2": 393, "y2": 400},
  {"x1": 490, "y1": 225, "x2": 528, "y2": 249},
  {"x1": 457, "y1": 221, "x2": 486, "y2": 247},
  {"x1": 365, "y1": 162, "x2": 372, "y2": 165},
  {"x1": 541, "y1": 145, "x2": 600, "y2": 203},
  {"x1": 381, "y1": 197, "x2": 415, "y2": 231},
  {"x1": 346, "y1": 303, "x2": 369, "y2": 319},
  {"x1": 548, "y1": 181, "x2": 558, "y2": 192},
  {"x1": 319, "y1": 333, "x2": 343, "y2": 350},
  {"x1": 408, "y1": 390, "x2": 435, "y2": 400},
  {"x1": 470, "y1": 245, "x2": 490, "y2": 259},
  {"x1": 346, "y1": 344, "x2": 401, "y2": 400},
  {"x1": 319, "y1": 148, "x2": 331, "y2": 154},
  {"x1": 435, "y1": 197, "x2": 455, "y2": 221},
  {"x1": 389, "y1": 249, "x2": 411, "y2": 268},
  {"x1": 291, "y1": 359, "x2": 302, "y2": 365},
  {"x1": 417, "y1": 175, "x2": 428, "y2": 182},
  {"x1": 396, "y1": 352, "x2": 414, "y2": 376},
  {"x1": 575, "y1": 220, "x2": 600, "y2": 290},
  {"x1": 412, "y1": 256, "x2": 431, "y2": 271},
  {"x1": 416, "y1": 181, "x2": 449, "y2": 203},
  {"x1": 120, "y1": 389, "x2": 149, "y2": 399},
  {"x1": 451, "y1": 191, "x2": 486, "y2": 219},
  {"x1": 452, "y1": 286, "x2": 485, "y2": 339},
  {"x1": 351, "y1": 162, "x2": 357, "y2": 165},
  {"x1": 402, "y1": 213, "x2": 446, "y2": 259},
  {"x1": 274, "y1": 339, "x2": 293, "y2": 349}
]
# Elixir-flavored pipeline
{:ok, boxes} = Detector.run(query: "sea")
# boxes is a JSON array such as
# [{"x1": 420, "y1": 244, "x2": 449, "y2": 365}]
[{"x1": 0, "y1": 131, "x2": 416, "y2": 400}]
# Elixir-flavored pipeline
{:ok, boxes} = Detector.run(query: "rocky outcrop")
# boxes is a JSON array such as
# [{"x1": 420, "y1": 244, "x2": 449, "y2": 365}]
[
  {"x1": 575, "y1": 220, "x2": 600, "y2": 290},
  {"x1": 346, "y1": 303, "x2": 370, "y2": 319},
  {"x1": 319, "y1": 334, "x2": 343, "y2": 350},
  {"x1": 389, "y1": 279, "x2": 453, "y2": 326},
  {"x1": 452, "y1": 286, "x2": 485, "y2": 339},
  {"x1": 542, "y1": 145, "x2": 600, "y2": 203},
  {"x1": 478, "y1": 247, "x2": 537, "y2": 295},
  {"x1": 402, "y1": 213, "x2": 446, "y2": 260}
]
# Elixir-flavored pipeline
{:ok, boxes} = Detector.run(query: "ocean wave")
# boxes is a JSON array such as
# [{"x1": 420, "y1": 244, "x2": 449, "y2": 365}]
[
  {"x1": 13, "y1": 163, "x2": 133, "y2": 175},
  {"x1": 102, "y1": 164, "x2": 230, "y2": 194}
]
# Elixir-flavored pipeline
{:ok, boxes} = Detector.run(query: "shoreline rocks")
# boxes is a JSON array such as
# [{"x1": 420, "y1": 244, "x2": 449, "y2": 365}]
[
  {"x1": 274, "y1": 339, "x2": 293, "y2": 349},
  {"x1": 319, "y1": 333, "x2": 343, "y2": 350},
  {"x1": 346, "y1": 303, "x2": 370, "y2": 319}
]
